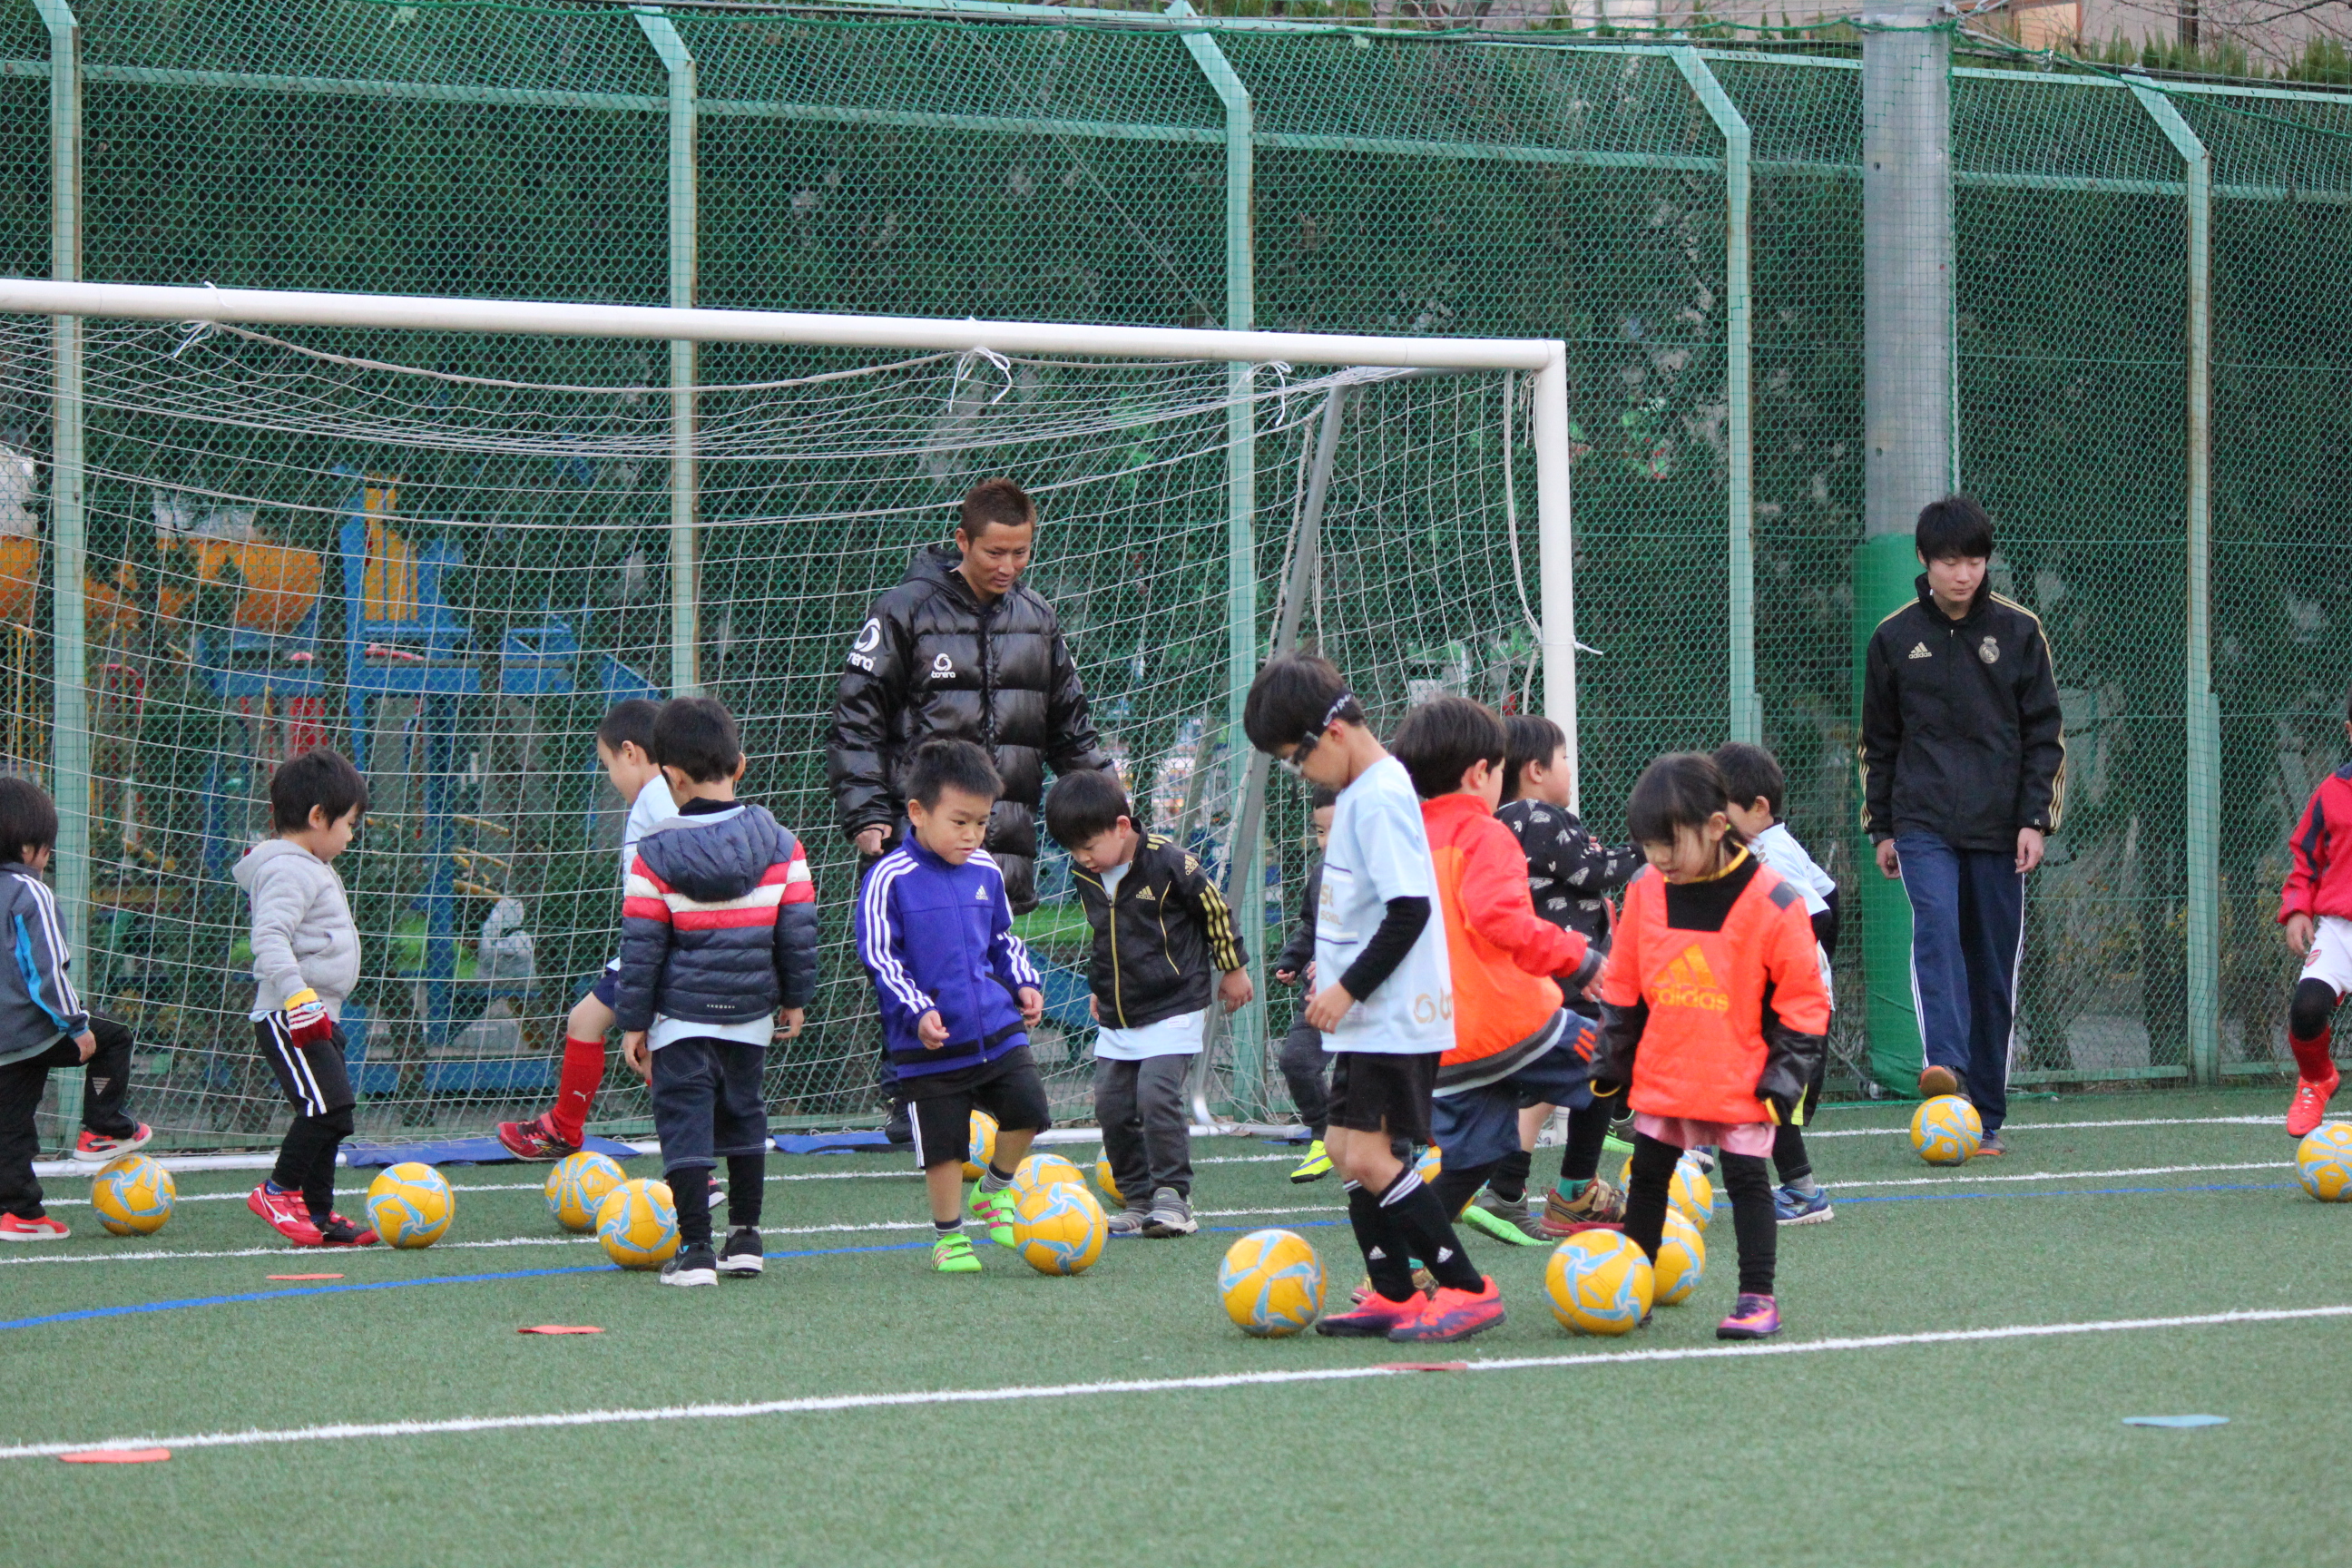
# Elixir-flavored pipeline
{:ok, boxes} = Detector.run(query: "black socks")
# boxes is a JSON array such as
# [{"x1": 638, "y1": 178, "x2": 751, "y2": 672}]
[
  {"x1": 727, "y1": 1153, "x2": 765, "y2": 1230},
  {"x1": 1377, "y1": 1167, "x2": 1483, "y2": 1292},
  {"x1": 1487, "y1": 1148, "x2": 1533, "y2": 1204},
  {"x1": 1345, "y1": 1182, "x2": 1419, "y2": 1302},
  {"x1": 670, "y1": 1165, "x2": 711, "y2": 1250}
]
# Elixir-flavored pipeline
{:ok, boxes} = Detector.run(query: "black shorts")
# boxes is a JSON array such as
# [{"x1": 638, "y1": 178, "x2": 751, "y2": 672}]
[
  {"x1": 586, "y1": 964, "x2": 621, "y2": 1009},
  {"x1": 1326, "y1": 1051, "x2": 1439, "y2": 1144},
  {"x1": 255, "y1": 1014, "x2": 355, "y2": 1118},
  {"x1": 906, "y1": 1046, "x2": 1054, "y2": 1171}
]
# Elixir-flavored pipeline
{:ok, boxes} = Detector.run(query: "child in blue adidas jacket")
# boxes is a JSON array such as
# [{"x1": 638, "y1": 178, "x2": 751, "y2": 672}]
[{"x1": 855, "y1": 740, "x2": 1047, "y2": 1274}]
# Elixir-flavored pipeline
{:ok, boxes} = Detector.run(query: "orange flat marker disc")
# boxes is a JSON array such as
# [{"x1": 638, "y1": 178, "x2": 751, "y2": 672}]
[
  {"x1": 60, "y1": 1448, "x2": 170, "y2": 1464},
  {"x1": 1377, "y1": 1361, "x2": 1468, "y2": 1373},
  {"x1": 517, "y1": 1325, "x2": 604, "y2": 1336},
  {"x1": 267, "y1": 1273, "x2": 344, "y2": 1281}
]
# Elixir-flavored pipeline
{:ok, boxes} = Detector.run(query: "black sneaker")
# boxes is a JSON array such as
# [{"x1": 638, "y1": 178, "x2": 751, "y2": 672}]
[
  {"x1": 719, "y1": 1227, "x2": 764, "y2": 1278},
  {"x1": 660, "y1": 1245, "x2": 719, "y2": 1288}
]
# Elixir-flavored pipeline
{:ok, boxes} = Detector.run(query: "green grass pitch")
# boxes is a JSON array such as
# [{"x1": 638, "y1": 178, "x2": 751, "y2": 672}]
[{"x1": 2, "y1": 1089, "x2": 2346, "y2": 1567}]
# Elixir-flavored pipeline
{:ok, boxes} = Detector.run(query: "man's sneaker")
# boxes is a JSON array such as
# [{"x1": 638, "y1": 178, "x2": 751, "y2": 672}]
[
  {"x1": 932, "y1": 1230, "x2": 982, "y2": 1273},
  {"x1": 248, "y1": 1183, "x2": 323, "y2": 1246},
  {"x1": 315, "y1": 1212, "x2": 378, "y2": 1247},
  {"x1": 2288, "y1": 1068, "x2": 2342, "y2": 1138},
  {"x1": 660, "y1": 1244, "x2": 719, "y2": 1287},
  {"x1": 1975, "y1": 1131, "x2": 2007, "y2": 1158},
  {"x1": 966, "y1": 1186, "x2": 1017, "y2": 1246},
  {"x1": 1773, "y1": 1184, "x2": 1834, "y2": 1225},
  {"x1": 719, "y1": 1227, "x2": 763, "y2": 1277},
  {"x1": 1107, "y1": 1207, "x2": 1151, "y2": 1239},
  {"x1": 1717, "y1": 1292, "x2": 1781, "y2": 1340},
  {"x1": 495, "y1": 1114, "x2": 577, "y2": 1161},
  {"x1": 1459, "y1": 1191, "x2": 1548, "y2": 1246},
  {"x1": 1142, "y1": 1187, "x2": 1197, "y2": 1238},
  {"x1": 72, "y1": 1123, "x2": 152, "y2": 1162},
  {"x1": 1315, "y1": 1290, "x2": 1426, "y2": 1338},
  {"x1": 1289, "y1": 1140, "x2": 1334, "y2": 1183},
  {"x1": 1917, "y1": 1064, "x2": 1961, "y2": 1099},
  {"x1": 0, "y1": 1212, "x2": 69, "y2": 1240},
  {"x1": 1541, "y1": 1177, "x2": 1626, "y2": 1237},
  {"x1": 1387, "y1": 1276, "x2": 1506, "y2": 1343}
]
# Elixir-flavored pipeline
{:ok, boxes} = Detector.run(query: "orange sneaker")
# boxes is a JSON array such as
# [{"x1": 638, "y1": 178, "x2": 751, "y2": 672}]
[
  {"x1": 1316, "y1": 1291, "x2": 1426, "y2": 1338},
  {"x1": 2288, "y1": 1068, "x2": 2341, "y2": 1140},
  {"x1": 1387, "y1": 1276, "x2": 1505, "y2": 1343}
]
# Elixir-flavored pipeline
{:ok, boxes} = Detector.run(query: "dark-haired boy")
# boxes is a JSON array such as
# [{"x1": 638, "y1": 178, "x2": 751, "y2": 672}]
[
  {"x1": 1715, "y1": 740, "x2": 1840, "y2": 1223},
  {"x1": 615, "y1": 697, "x2": 818, "y2": 1287},
  {"x1": 1274, "y1": 786, "x2": 1338, "y2": 1182},
  {"x1": 1861, "y1": 495, "x2": 2064, "y2": 1154},
  {"x1": 2278, "y1": 688, "x2": 2352, "y2": 1136},
  {"x1": 1045, "y1": 768, "x2": 1251, "y2": 1239},
  {"x1": 856, "y1": 740, "x2": 1049, "y2": 1273},
  {"x1": 236, "y1": 748, "x2": 375, "y2": 1247},
  {"x1": 0, "y1": 777, "x2": 151, "y2": 1240},
  {"x1": 499, "y1": 698, "x2": 678, "y2": 1160},
  {"x1": 1243, "y1": 654, "x2": 1498, "y2": 1343}
]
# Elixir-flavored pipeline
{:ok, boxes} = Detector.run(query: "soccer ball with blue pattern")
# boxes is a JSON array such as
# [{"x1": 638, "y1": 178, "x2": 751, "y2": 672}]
[
  {"x1": 366, "y1": 1161, "x2": 453, "y2": 1248},
  {"x1": 1653, "y1": 1211, "x2": 1705, "y2": 1305},
  {"x1": 2297, "y1": 1122, "x2": 2352, "y2": 1201},
  {"x1": 1009, "y1": 1181, "x2": 1107, "y2": 1276},
  {"x1": 1545, "y1": 1229, "x2": 1653, "y2": 1336},
  {"x1": 1218, "y1": 1229, "x2": 1325, "y2": 1337},
  {"x1": 545, "y1": 1151, "x2": 627, "y2": 1233},
  {"x1": 596, "y1": 1178, "x2": 679, "y2": 1269},
  {"x1": 1910, "y1": 1095, "x2": 1983, "y2": 1166},
  {"x1": 91, "y1": 1154, "x2": 176, "y2": 1236},
  {"x1": 1013, "y1": 1152, "x2": 1083, "y2": 1197}
]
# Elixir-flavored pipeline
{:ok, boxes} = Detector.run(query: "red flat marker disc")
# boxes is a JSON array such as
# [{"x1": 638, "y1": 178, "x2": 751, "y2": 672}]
[
  {"x1": 517, "y1": 1325, "x2": 604, "y2": 1336},
  {"x1": 267, "y1": 1273, "x2": 344, "y2": 1281},
  {"x1": 60, "y1": 1448, "x2": 170, "y2": 1464},
  {"x1": 1377, "y1": 1361, "x2": 1468, "y2": 1373}
]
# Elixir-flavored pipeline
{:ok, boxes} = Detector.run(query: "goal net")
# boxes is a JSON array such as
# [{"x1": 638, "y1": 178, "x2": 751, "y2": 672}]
[{"x1": 0, "y1": 289, "x2": 1570, "y2": 1152}]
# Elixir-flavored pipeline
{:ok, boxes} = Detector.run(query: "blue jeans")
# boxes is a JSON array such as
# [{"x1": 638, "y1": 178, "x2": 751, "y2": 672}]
[{"x1": 1896, "y1": 834, "x2": 2024, "y2": 1132}]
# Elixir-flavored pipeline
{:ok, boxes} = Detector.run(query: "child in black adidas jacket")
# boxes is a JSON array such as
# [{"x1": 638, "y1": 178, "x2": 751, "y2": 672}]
[{"x1": 1045, "y1": 769, "x2": 1250, "y2": 1240}]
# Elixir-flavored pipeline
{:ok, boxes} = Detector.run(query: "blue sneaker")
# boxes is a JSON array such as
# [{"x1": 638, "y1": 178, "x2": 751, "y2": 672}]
[{"x1": 1773, "y1": 1183, "x2": 1833, "y2": 1226}]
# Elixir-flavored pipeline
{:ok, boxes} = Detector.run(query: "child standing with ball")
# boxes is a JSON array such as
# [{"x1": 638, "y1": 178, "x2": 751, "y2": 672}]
[
  {"x1": 2279, "y1": 685, "x2": 2352, "y2": 1137},
  {"x1": 1592, "y1": 753, "x2": 1829, "y2": 1340}
]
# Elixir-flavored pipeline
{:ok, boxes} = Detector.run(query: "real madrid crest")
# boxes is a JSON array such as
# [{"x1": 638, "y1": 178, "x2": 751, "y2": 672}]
[{"x1": 1977, "y1": 636, "x2": 2000, "y2": 665}]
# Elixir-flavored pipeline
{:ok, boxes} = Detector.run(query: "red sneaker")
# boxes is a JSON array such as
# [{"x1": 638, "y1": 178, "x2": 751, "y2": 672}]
[
  {"x1": 2288, "y1": 1069, "x2": 2341, "y2": 1140},
  {"x1": 1387, "y1": 1276, "x2": 1506, "y2": 1344},
  {"x1": 1316, "y1": 1290, "x2": 1427, "y2": 1338},
  {"x1": 0, "y1": 1212, "x2": 70, "y2": 1241},
  {"x1": 73, "y1": 1123, "x2": 153, "y2": 1162},
  {"x1": 248, "y1": 1183, "x2": 324, "y2": 1246},
  {"x1": 495, "y1": 1114, "x2": 577, "y2": 1161},
  {"x1": 317, "y1": 1212, "x2": 379, "y2": 1247}
]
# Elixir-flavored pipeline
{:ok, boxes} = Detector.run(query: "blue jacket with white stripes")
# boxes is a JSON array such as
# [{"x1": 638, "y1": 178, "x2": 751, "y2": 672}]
[
  {"x1": 0, "y1": 860, "x2": 88, "y2": 1069},
  {"x1": 854, "y1": 838, "x2": 1038, "y2": 1083}
]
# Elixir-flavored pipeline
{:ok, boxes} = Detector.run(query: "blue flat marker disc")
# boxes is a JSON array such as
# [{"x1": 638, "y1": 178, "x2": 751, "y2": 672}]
[{"x1": 2122, "y1": 1415, "x2": 2230, "y2": 1428}]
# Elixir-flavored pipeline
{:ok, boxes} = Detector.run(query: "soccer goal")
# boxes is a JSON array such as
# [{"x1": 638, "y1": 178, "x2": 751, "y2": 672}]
[{"x1": 0, "y1": 277, "x2": 1575, "y2": 1149}]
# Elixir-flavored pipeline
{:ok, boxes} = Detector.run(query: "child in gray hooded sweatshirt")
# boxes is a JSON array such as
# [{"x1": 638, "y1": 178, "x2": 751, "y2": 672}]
[{"x1": 233, "y1": 748, "x2": 372, "y2": 1248}]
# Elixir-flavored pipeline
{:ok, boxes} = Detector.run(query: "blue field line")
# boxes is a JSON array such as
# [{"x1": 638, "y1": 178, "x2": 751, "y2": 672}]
[{"x1": 0, "y1": 1240, "x2": 932, "y2": 1334}]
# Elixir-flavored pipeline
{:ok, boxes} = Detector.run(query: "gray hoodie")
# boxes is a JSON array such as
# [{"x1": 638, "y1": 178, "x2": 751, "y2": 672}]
[{"x1": 233, "y1": 839, "x2": 360, "y2": 1019}]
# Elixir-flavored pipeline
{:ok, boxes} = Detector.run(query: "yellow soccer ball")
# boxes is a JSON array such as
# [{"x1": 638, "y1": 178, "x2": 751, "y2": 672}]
[
  {"x1": 91, "y1": 1154, "x2": 175, "y2": 1236},
  {"x1": 1911, "y1": 1094, "x2": 1983, "y2": 1166},
  {"x1": 1013, "y1": 1152, "x2": 1083, "y2": 1196},
  {"x1": 1416, "y1": 1144, "x2": 1444, "y2": 1182},
  {"x1": 1009, "y1": 1181, "x2": 1107, "y2": 1276},
  {"x1": 962, "y1": 1112, "x2": 999, "y2": 1182},
  {"x1": 1654, "y1": 1211, "x2": 1706, "y2": 1305},
  {"x1": 1669, "y1": 1161, "x2": 1714, "y2": 1231},
  {"x1": 366, "y1": 1161, "x2": 454, "y2": 1249},
  {"x1": 544, "y1": 1151, "x2": 627, "y2": 1234},
  {"x1": 1544, "y1": 1230, "x2": 1654, "y2": 1336},
  {"x1": 1219, "y1": 1229, "x2": 1326, "y2": 1338},
  {"x1": 2297, "y1": 1122, "x2": 2352, "y2": 1201},
  {"x1": 596, "y1": 1178, "x2": 679, "y2": 1269},
  {"x1": 1094, "y1": 1156, "x2": 1123, "y2": 1208}
]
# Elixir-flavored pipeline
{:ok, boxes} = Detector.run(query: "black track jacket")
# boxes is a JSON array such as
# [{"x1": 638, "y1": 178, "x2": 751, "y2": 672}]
[
  {"x1": 1860, "y1": 575, "x2": 2067, "y2": 853},
  {"x1": 1068, "y1": 834, "x2": 1249, "y2": 1031}
]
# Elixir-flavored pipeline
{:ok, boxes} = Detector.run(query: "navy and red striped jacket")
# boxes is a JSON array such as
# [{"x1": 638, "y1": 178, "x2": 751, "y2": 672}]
[
  {"x1": 2282, "y1": 762, "x2": 2352, "y2": 925},
  {"x1": 613, "y1": 799, "x2": 818, "y2": 1034}
]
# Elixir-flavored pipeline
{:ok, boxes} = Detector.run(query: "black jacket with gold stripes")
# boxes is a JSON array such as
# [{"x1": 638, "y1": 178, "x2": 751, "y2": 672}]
[{"x1": 1067, "y1": 832, "x2": 1249, "y2": 1031}]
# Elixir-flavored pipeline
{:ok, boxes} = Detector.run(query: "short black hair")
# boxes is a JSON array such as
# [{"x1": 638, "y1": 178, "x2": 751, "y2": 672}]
[
  {"x1": 1916, "y1": 495, "x2": 1994, "y2": 562},
  {"x1": 1711, "y1": 741, "x2": 1787, "y2": 819},
  {"x1": 653, "y1": 696, "x2": 742, "y2": 784},
  {"x1": 1503, "y1": 714, "x2": 1567, "y2": 803},
  {"x1": 270, "y1": 747, "x2": 369, "y2": 833},
  {"x1": 1389, "y1": 696, "x2": 1506, "y2": 801},
  {"x1": 1625, "y1": 752, "x2": 1735, "y2": 847},
  {"x1": 1309, "y1": 785, "x2": 1338, "y2": 811},
  {"x1": 1044, "y1": 767, "x2": 1132, "y2": 848},
  {"x1": 907, "y1": 739, "x2": 1001, "y2": 810},
  {"x1": 1242, "y1": 653, "x2": 1366, "y2": 755},
  {"x1": 595, "y1": 698, "x2": 661, "y2": 759},
  {"x1": 959, "y1": 477, "x2": 1035, "y2": 538},
  {"x1": 0, "y1": 776, "x2": 58, "y2": 858}
]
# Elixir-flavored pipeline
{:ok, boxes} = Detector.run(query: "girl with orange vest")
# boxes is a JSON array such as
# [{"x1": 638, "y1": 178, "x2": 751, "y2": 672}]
[{"x1": 1592, "y1": 753, "x2": 1829, "y2": 1341}]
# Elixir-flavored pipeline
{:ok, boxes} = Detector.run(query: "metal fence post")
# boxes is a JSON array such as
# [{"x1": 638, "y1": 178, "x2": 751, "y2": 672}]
[
  {"x1": 1673, "y1": 47, "x2": 1759, "y2": 746},
  {"x1": 635, "y1": 6, "x2": 700, "y2": 697},
  {"x1": 2131, "y1": 79, "x2": 2220, "y2": 1086}
]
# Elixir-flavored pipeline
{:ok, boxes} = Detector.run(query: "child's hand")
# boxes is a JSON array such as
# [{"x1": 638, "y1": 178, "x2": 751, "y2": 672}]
[
  {"x1": 1273, "y1": 967, "x2": 1296, "y2": 987},
  {"x1": 1218, "y1": 968, "x2": 1255, "y2": 1014},
  {"x1": 917, "y1": 1010, "x2": 949, "y2": 1048},
  {"x1": 776, "y1": 1008, "x2": 805, "y2": 1041},
  {"x1": 73, "y1": 1030, "x2": 95, "y2": 1063},
  {"x1": 1088, "y1": 994, "x2": 1100, "y2": 1023},
  {"x1": 621, "y1": 1031, "x2": 651, "y2": 1082},
  {"x1": 2288, "y1": 913, "x2": 2316, "y2": 957},
  {"x1": 1016, "y1": 986, "x2": 1044, "y2": 1028},
  {"x1": 1303, "y1": 980, "x2": 1355, "y2": 1033}
]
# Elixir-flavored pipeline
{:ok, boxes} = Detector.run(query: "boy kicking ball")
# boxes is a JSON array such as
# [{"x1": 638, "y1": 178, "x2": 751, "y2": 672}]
[
  {"x1": 2281, "y1": 686, "x2": 2352, "y2": 1136},
  {"x1": 856, "y1": 740, "x2": 1049, "y2": 1273}
]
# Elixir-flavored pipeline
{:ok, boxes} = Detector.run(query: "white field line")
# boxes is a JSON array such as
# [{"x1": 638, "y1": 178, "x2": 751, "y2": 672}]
[
  {"x1": 1837, "y1": 1160, "x2": 2289, "y2": 1190},
  {"x1": 1805, "y1": 1114, "x2": 2275, "y2": 1139},
  {"x1": 7, "y1": 1302, "x2": 2347, "y2": 1462}
]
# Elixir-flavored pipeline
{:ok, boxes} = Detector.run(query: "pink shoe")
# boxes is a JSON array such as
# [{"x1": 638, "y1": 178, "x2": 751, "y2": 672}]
[
  {"x1": 1316, "y1": 1291, "x2": 1426, "y2": 1338},
  {"x1": 74, "y1": 1123, "x2": 153, "y2": 1162},
  {"x1": 1717, "y1": 1292, "x2": 1781, "y2": 1340},
  {"x1": 1387, "y1": 1276, "x2": 1506, "y2": 1343},
  {"x1": 248, "y1": 1183, "x2": 324, "y2": 1246}
]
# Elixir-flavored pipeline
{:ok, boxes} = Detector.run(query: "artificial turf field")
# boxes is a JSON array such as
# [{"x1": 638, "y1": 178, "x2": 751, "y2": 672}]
[{"x1": 5, "y1": 1090, "x2": 2351, "y2": 1567}]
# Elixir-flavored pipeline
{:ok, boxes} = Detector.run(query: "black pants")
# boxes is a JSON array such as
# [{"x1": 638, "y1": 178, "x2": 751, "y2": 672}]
[
  {"x1": 0, "y1": 1014, "x2": 140, "y2": 1219},
  {"x1": 1771, "y1": 1059, "x2": 1828, "y2": 1185},
  {"x1": 258, "y1": 1014, "x2": 357, "y2": 1220},
  {"x1": 1278, "y1": 1023, "x2": 1328, "y2": 1141},
  {"x1": 1095, "y1": 1054, "x2": 1192, "y2": 1204},
  {"x1": 1624, "y1": 1132, "x2": 1777, "y2": 1297}
]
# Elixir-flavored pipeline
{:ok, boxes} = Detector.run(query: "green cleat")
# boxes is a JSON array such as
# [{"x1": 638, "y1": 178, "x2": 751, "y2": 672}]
[
  {"x1": 966, "y1": 1185, "x2": 1017, "y2": 1245},
  {"x1": 932, "y1": 1230, "x2": 983, "y2": 1273},
  {"x1": 1289, "y1": 1139, "x2": 1334, "y2": 1184},
  {"x1": 1456, "y1": 1192, "x2": 1549, "y2": 1247}
]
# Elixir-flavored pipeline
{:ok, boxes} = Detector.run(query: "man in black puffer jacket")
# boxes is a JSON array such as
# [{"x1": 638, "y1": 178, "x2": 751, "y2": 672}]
[{"x1": 828, "y1": 477, "x2": 1111, "y2": 914}]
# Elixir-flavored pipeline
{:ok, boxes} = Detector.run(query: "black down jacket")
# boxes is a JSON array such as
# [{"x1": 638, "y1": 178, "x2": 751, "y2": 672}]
[
  {"x1": 827, "y1": 543, "x2": 1109, "y2": 911},
  {"x1": 612, "y1": 802, "x2": 819, "y2": 1033}
]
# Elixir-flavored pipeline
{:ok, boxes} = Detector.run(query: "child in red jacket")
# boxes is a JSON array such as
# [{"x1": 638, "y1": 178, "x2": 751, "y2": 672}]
[
  {"x1": 2281, "y1": 691, "x2": 2352, "y2": 1137},
  {"x1": 1592, "y1": 753, "x2": 1829, "y2": 1341}
]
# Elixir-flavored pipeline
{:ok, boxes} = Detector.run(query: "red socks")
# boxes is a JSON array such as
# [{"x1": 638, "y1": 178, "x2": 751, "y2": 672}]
[
  {"x1": 2291, "y1": 1027, "x2": 2337, "y2": 1084},
  {"x1": 547, "y1": 1036, "x2": 607, "y2": 1147}
]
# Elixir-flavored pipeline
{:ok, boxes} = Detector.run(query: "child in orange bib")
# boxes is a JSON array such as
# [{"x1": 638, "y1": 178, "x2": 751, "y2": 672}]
[{"x1": 1592, "y1": 753, "x2": 1829, "y2": 1340}]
